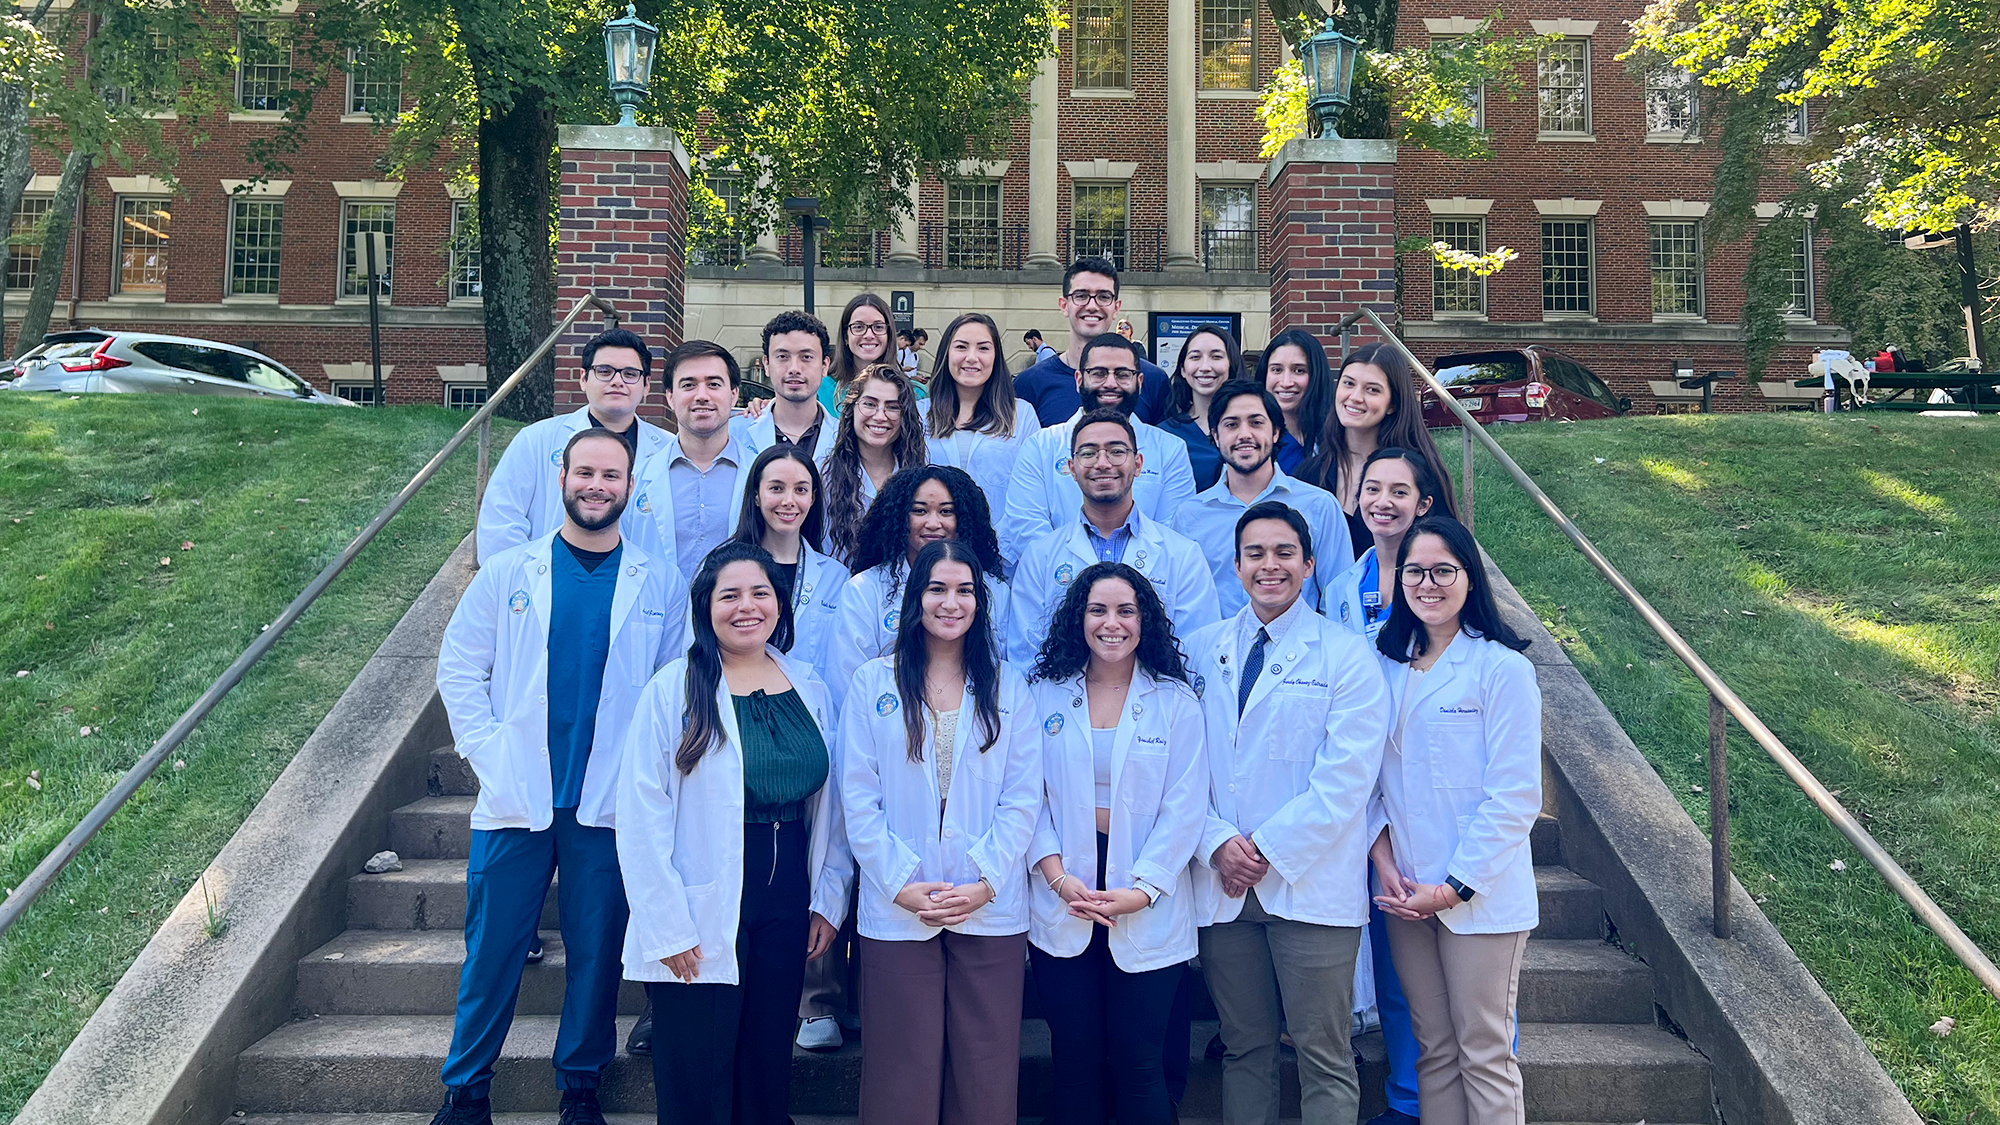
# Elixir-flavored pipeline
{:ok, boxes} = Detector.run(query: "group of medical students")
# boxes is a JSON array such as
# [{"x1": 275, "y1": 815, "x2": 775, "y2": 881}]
[{"x1": 431, "y1": 255, "x2": 1545, "y2": 1125}]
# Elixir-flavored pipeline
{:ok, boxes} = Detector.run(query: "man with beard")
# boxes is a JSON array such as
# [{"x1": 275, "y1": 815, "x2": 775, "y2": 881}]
[
  {"x1": 432, "y1": 428, "x2": 690, "y2": 1125},
  {"x1": 1170, "y1": 381, "x2": 1350, "y2": 619},
  {"x1": 1005, "y1": 407, "x2": 1219, "y2": 663},
  {"x1": 999, "y1": 333, "x2": 1197, "y2": 568}
]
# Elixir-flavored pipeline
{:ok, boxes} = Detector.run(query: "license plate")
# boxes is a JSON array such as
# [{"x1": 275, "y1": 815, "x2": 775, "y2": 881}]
[{"x1": 1457, "y1": 397, "x2": 1484, "y2": 411}]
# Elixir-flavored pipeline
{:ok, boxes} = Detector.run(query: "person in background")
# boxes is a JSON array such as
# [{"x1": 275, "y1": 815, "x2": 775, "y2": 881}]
[
  {"x1": 477, "y1": 327, "x2": 669, "y2": 564},
  {"x1": 898, "y1": 330, "x2": 921, "y2": 380},
  {"x1": 821, "y1": 364, "x2": 927, "y2": 566},
  {"x1": 839, "y1": 540, "x2": 1043, "y2": 1125},
  {"x1": 1013, "y1": 258, "x2": 1169, "y2": 424},
  {"x1": 1116, "y1": 317, "x2": 1150, "y2": 363},
  {"x1": 1257, "y1": 328, "x2": 1336, "y2": 475},
  {"x1": 739, "y1": 311, "x2": 838, "y2": 464},
  {"x1": 1157, "y1": 324, "x2": 1246, "y2": 491},
  {"x1": 1183, "y1": 501, "x2": 1390, "y2": 1125},
  {"x1": 655, "y1": 340, "x2": 754, "y2": 583},
  {"x1": 825, "y1": 294, "x2": 928, "y2": 413},
  {"x1": 1297, "y1": 342, "x2": 1458, "y2": 562},
  {"x1": 617, "y1": 542, "x2": 851, "y2": 1125},
  {"x1": 925, "y1": 312, "x2": 1042, "y2": 518},
  {"x1": 999, "y1": 333, "x2": 1197, "y2": 568},
  {"x1": 912, "y1": 329, "x2": 931, "y2": 382},
  {"x1": 1370, "y1": 515, "x2": 1540, "y2": 1125},
  {"x1": 1169, "y1": 381, "x2": 1348, "y2": 619},
  {"x1": 825, "y1": 465, "x2": 1009, "y2": 698},
  {"x1": 1006, "y1": 407, "x2": 1218, "y2": 666},
  {"x1": 431, "y1": 428, "x2": 689, "y2": 1125},
  {"x1": 1025, "y1": 328, "x2": 1060, "y2": 365},
  {"x1": 730, "y1": 445, "x2": 849, "y2": 678},
  {"x1": 1025, "y1": 562, "x2": 1207, "y2": 1125}
]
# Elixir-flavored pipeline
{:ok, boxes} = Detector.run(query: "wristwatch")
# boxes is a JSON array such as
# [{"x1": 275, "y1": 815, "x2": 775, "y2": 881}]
[
  {"x1": 1445, "y1": 876, "x2": 1475, "y2": 903},
  {"x1": 1132, "y1": 878, "x2": 1162, "y2": 907}
]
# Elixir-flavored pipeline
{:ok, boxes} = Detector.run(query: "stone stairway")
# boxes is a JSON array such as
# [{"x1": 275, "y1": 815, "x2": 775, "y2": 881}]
[{"x1": 226, "y1": 748, "x2": 1716, "y2": 1124}]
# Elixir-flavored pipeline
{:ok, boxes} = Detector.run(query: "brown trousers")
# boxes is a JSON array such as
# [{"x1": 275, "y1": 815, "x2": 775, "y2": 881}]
[
  {"x1": 1383, "y1": 916, "x2": 1530, "y2": 1125},
  {"x1": 856, "y1": 930, "x2": 1028, "y2": 1125}
]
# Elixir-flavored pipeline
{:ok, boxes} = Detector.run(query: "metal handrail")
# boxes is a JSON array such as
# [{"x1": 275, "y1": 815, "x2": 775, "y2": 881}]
[
  {"x1": 0, "y1": 293, "x2": 623, "y2": 940},
  {"x1": 1331, "y1": 307, "x2": 2000, "y2": 1004}
]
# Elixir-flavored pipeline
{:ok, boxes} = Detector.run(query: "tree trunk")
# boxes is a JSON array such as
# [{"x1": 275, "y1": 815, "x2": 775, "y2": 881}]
[
  {"x1": 0, "y1": 82, "x2": 31, "y2": 348},
  {"x1": 476, "y1": 95, "x2": 557, "y2": 421},
  {"x1": 15, "y1": 148, "x2": 90, "y2": 355}
]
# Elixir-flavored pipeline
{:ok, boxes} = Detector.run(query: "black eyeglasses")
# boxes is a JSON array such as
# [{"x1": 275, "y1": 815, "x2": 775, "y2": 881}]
[
  {"x1": 1081, "y1": 366, "x2": 1139, "y2": 382},
  {"x1": 1399, "y1": 563, "x2": 1463, "y2": 587},
  {"x1": 1065, "y1": 290, "x2": 1118, "y2": 306},
  {"x1": 587, "y1": 365, "x2": 646, "y2": 385}
]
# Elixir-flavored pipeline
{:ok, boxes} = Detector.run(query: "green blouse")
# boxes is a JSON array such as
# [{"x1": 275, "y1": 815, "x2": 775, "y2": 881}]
[{"x1": 733, "y1": 688, "x2": 829, "y2": 823}]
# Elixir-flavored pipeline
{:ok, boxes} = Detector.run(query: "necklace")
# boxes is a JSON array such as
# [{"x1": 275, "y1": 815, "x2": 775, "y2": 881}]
[{"x1": 1085, "y1": 676, "x2": 1130, "y2": 690}]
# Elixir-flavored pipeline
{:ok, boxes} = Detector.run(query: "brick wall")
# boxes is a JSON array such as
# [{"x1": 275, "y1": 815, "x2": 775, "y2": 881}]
[{"x1": 1267, "y1": 143, "x2": 1399, "y2": 348}]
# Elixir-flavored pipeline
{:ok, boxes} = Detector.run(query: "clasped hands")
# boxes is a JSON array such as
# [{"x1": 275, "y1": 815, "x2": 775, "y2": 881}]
[
  {"x1": 1210, "y1": 834, "x2": 1269, "y2": 898},
  {"x1": 1046, "y1": 872, "x2": 1151, "y2": 928},
  {"x1": 894, "y1": 878, "x2": 996, "y2": 928},
  {"x1": 661, "y1": 909, "x2": 839, "y2": 981},
  {"x1": 1369, "y1": 833, "x2": 1463, "y2": 921}
]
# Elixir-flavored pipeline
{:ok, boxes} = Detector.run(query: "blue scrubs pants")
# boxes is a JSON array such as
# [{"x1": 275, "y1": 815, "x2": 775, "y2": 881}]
[
  {"x1": 1370, "y1": 902, "x2": 1421, "y2": 1117},
  {"x1": 440, "y1": 806, "x2": 630, "y2": 1100}
]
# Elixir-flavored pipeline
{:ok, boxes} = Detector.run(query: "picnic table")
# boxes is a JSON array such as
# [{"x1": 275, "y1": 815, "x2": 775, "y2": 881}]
[{"x1": 1792, "y1": 371, "x2": 2000, "y2": 412}]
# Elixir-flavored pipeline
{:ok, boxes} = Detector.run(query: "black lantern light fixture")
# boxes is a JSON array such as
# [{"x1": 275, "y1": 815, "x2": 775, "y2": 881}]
[
  {"x1": 1300, "y1": 18, "x2": 1362, "y2": 139},
  {"x1": 604, "y1": 2, "x2": 659, "y2": 127}
]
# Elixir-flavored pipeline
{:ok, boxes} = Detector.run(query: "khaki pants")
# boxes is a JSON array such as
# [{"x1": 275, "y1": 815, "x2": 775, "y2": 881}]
[
  {"x1": 1197, "y1": 890, "x2": 1361, "y2": 1125},
  {"x1": 1383, "y1": 916, "x2": 1529, "y2": 1125}
]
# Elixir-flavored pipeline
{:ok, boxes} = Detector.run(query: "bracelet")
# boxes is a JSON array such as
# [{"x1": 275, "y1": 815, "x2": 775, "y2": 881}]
[
  {"x1": 978, "y1": 874, "x2": 994, "y2": 896},
  {"x1": 1047, "y1": 873, "x2": 1070, "y2": 894}
]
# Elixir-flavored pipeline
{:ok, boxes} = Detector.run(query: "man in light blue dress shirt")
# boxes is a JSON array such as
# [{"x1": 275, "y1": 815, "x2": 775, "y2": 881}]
[{"x1": 654, "y1": 340, "x2": 753, "y2": 582}]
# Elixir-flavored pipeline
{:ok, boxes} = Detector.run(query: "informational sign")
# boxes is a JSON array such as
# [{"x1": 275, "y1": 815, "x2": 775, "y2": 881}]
[
  {"x1": 890, "y1": 290, "x2": 917, "y2": 335},
  {"x1": 1149, "y1": 312, "x2": 1243, "y2": 375}
]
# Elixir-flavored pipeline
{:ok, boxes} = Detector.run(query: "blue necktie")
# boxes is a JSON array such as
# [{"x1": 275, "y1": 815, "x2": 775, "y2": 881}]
[{"x1": 1237, "y1": 628, "x2": 1269, "y2": 717}]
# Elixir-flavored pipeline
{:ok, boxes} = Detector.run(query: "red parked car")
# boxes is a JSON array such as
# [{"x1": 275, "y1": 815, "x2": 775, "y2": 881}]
[{"x1": 1422, "y1": 347, "x2": 1630, "y2": 427}]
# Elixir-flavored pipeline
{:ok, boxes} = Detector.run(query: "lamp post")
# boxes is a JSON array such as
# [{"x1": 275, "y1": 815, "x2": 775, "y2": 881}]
[
  {"x1": 784, "y1": 197, "x2": 827, "y2": 313},
  {"x1": 603, "y1": 2, "x2": 659, "y2": 128},
  {"x1": 1299, "y1": 18, "x2": 1362, "y2": 139}
]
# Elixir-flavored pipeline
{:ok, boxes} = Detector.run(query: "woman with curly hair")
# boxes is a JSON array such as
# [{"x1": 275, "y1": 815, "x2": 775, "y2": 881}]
[
  {"x1": 821, "y1": 364, "x2": 928, "y2": 566},
  {"x1": 1296, "y1": 342, "x2": 1458, "y2": 561},
  {"x1": 1024, "y1": 562, "x2": 1207, "y2": 1125},
  {"x1": 825, "y1": 465, "x2": 1009, "y2": 701}
]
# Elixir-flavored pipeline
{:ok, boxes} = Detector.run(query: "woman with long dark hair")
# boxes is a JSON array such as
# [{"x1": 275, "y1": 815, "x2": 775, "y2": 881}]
[
  {"x1": 838, "y1": 539, "x2": 1042, "y2": 1125},
  {"x1": 1025, "y1": 562, "x2": 1206, "y2": 1125},
  {"x1": 821, "y1": 364, "x2": 927, "y2": 565},
  {"x1": 822, "y1": 293, "x2": 919, "y2": 413},
  {"x1": 730, "y1": 444, "x2": 849, "y2": 677},
  {"x1": 1256, "y1": 327, "x2": 1334, "y2": 475},
  {"x1": 1298, "y1": 342, "x2": 1458, "y2": 561},
  {"x1": 1156, "y1": 324, "x2": 1243, "y2": 491},
  {"x1": 618, "y1": 541, "x2": 852, "y2": 1125},
  {"x1": 1369, "y1": 515, "x2": 1538, "y2": 1125},
  {"x1": 1329, "y1": 447, "x2": 1444, "y2": 642},
  {"x1": 925, "y1": 312, "x2": 1042, "y2": 515},
  {"x1": 825, "y1": 465, "x2": 1008, "y2": 695}
]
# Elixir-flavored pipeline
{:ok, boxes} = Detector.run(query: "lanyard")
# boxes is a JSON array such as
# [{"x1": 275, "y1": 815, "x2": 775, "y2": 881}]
[{"x1": 1360, "y1": 550, "x2": 1385, "y2": 625}]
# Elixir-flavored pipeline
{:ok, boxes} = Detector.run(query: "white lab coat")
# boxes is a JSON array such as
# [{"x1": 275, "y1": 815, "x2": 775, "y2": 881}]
[
  {"x1": 825, "y1": 562, "x2": 1011, "y2": 705},
  {"x1": 998, "y1": 411, "x2": 1198, "y2": 568},
  {"x1": 925, "y1": 399, "x2": 1042, "y2": 519},
  {"x1": 1371, "y1": 634, "x2": 1542, "y2": 934},
  {"x1": 436, "y1": 531, "x2": 690, "y2": 831},
  {"x1": 476, "y1": 406, "x2": 672, "y2": 565},
  {"x1": 838, "y1": 658, "x2": 1043, "y2": 941},
  {"x1": 633, "y1": 434, "x2": 755, "y2": 577},
  {"x1": 1184, "y1": 606, "x2": 1390, "y2": 927},
  {"x1": 616, "y1": 647, "x2": 854, "y2": 984},
  {"x1": 1167, "y1": 468, "x2": 1351, "y2": 619},
  {"x1": 1004, "y1": 508, "x2": 1220, "y2": 666},
  {"x1": 737, "y1": 406, "x2": 839, "y2": 464},
  {"x1": 1327, "y1": 546, "x2": 1391, "y2": 642},
  {"x1": 781, "y1": 543, "x2": 850, "y2": 679},
  {"x1": 1027, "y1": 673, "x2": 1207, "y2": 972}
]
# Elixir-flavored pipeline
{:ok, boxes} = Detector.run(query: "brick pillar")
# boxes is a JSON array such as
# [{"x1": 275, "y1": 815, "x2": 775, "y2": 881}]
[
  {"x1": 1266, "y1": 138, "x2": 1398, "y2": 347},
  {"x1": 556, "y1": 123, "x2": 689, "y2": 419}
]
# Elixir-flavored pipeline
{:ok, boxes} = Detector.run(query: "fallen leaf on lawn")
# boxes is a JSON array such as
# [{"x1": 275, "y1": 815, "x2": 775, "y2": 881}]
[
  {"x1": 1754, "y1": 894, "x2": 1768, "y2": 904},
  {"x1": 173, "y1": 759, "x2": 186, "y2": 770},
  {"x1": 1736, "y1": 524, "x2": 1752, "y2": 530},
  {"x1": 34, "y1": 575, "x2": 44, "y2": 581},
  {"x1": 1829, "y1": 859, "x2": 1848, "y2": 872},
  {"x1": 78, "y1": 726, "x2": 92, "y2": 736},
  {"x1": 1690, "y1": 784, "x2": 1704, "y2": 793},
  {"x1": 159, "y1": 557, "x2": 171, "y2": 567},
  {"x1": 13, "y1": 669, "x2": 26, "y2": 678},
  {"x1": 181, "y1": 541, "x2": 193, "y2": 550},
  {"x1": 1593, "y1": 457, "x2": 1606, "y2": 463},
  {"x1": 40, "y1": 967, "x2": 53, "y2": 979},
  {"x1": 190, "y1": 409, "x2": 198, "y2": 415},
  {"x1": 1930, "y1": 1016, "x2": 1956, "y2": 1037},
  {"x1": 44, "y1": 622, "x2": 53, "y2": 630},
  {"x1": 294, "y1": 498, "x2": 309, "y2": 504},
  {"x1": 97, "y1": 906, "x2": 108, "y2": 914},
  {"x1": 25, "y1": 775, "x2": 41, "y2": 790},
  {"x1": 1741, "y1": 610, "x2": 1758, "y2": 616}
]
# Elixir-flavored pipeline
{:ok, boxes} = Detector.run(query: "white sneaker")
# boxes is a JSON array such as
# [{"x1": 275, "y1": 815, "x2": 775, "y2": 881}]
[{"x1": 795, "y1": 1015, "x2": 843, "y2": 1051}]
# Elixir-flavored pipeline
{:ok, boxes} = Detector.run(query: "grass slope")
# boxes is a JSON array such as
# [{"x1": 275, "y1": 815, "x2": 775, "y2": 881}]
[
  {"x1": 0, "y1": 394, "x2": 510, "y2": 1121},
  {"x1": 1476, "y1": 412, "x2": 1999, "y2": 1124}
]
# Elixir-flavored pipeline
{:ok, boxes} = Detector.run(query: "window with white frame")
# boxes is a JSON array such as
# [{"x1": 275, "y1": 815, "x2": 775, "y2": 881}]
[
  {"x1": 1072, "y1": 182, "x2": 1129, "y2": 270},
  {"x1": 1432, "y1": 39, "x2": 1484, "y2": 129},
  {"x1": 116, "y1": 197, "x2": 171, "y2": 295},
  {"x1": 449, "y1": 199, "x2": 480, "y2": 300},
  {"x1": 340, "y1": 201, "x2": 395, "y2": 298},
  {"x1": 229, "y1": 198, "x2": 283, "y2": 296},
  {"x1": 1649, "y1": 220, "x2": 1702, "y2": 316},
  {"x1": 1432, "y1": 217, "x2": 1485, "y2": 315},
  {"x1": 1786, "y1": 224, "x2": 1813, "y2": 318},
  {"x1": 692, "y1": 174, "x2": 743, "y2": 265},
  {"x1": 332, "y1": 381, "x2": 382, "y2": 405},
  {"x1": 102, "y1": 30, "x2": 172, "y2": 109},
  {"x1": 946, "y1": 181, "x2": 1003, "y2": 269},
  {"x1": 1783, "y1": 100, "x2": 1808, "y2": 139},
  {"x1": 347, "y1": 39, "x2": 402, "y2": 116},
  {"x1": 446, "y1": 383, "x2": 489, "y2": 410},
  {"x1": 1537, "y1": 39, "x2": 1590, "y2": 134},
  {"x1": 1645, "y1": 67, "x2": 1697, "y2": 134},
  {"x1": 1201, "y1": 183, "x2": 1257, "y2": 270},
  {"x1": 7, "y1": 195, "x2": 51, "y2": 290},
  {"x1": 236, "y1": 18, "x2": 292, "y2": 112},
  {"x1": 1199, "y1": 0, "x2": 1256, "y2": 90},
  {"x1": 1541, "y1": 219, "x2": 1593, "y2": 314},
  {"x1": 1074, "y1": 0, "x2": 1130, "y2": 89}
]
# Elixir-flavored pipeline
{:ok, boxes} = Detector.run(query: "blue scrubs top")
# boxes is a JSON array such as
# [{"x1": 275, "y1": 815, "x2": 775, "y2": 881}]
[{"x1": 547, "y1": 537, "x2": 621, "y2": 809}]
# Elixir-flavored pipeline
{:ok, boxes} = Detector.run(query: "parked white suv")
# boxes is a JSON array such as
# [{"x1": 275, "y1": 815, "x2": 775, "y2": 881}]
[{"x1": 1, "y1": 330, "x2": 356, "y2": 405}]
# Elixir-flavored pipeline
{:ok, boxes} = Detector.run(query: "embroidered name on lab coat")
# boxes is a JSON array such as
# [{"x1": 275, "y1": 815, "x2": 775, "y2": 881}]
[
  {"x1": 1439, "y1": 705, "x2": 1481, "y2": 715},
  {"x1": 1279, "y1": 676, "x2": 1329, "y2": 690}
]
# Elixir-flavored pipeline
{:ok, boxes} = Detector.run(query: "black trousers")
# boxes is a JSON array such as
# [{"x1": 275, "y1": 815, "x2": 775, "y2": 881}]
[
  {"x1": 649, "y1": 820, "x2": 810, "y2": 1125},
  {"x1": 1029, "y1": 833, "x2": 1186, "y2": 1125}
]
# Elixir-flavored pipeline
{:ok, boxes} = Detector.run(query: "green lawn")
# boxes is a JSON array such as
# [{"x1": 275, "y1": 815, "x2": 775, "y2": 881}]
[
  {"x1": 1476, "y1": 412, "x2": 1999, "y2": 1124},
  {"x1": 0, "y1": 394, "x2": 513, "y2": 1121}
]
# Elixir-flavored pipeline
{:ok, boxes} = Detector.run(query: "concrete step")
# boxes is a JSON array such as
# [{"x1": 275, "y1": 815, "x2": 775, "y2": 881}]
[
  {"x1": 385, "y1": 796, "x2": 477, "y2": 861},
  {"x1": 429, "y1": 747, "x2": 477, "y2": 798},
  {"x1": 295, "y1": 930, "x2": 646, "y2": 1017},
  {"x1": 1531, "y1": 814, "x2": 1564, "y2": 866},
  {"x1": 236, "y1": 1014, "x2": 1705, "y2": 1121}
]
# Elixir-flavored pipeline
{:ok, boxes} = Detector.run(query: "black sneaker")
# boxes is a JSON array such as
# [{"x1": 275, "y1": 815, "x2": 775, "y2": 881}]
[
  {"x1": 1204, "y1": 1031, "x2": 1225, "y2": 1061},
  {"x1": 625, "y1": 1001, "x2": 653, "y2": 1056},
  {"x1": 559, "y1": 1088, "x2": 608, "y2": 1125},
  {"x1": 526, "y1": 935, "x2": 545, "y2": 964},
  {"x1": 427, "y1": 1088, "x2": 492, "y2": 1125}
]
